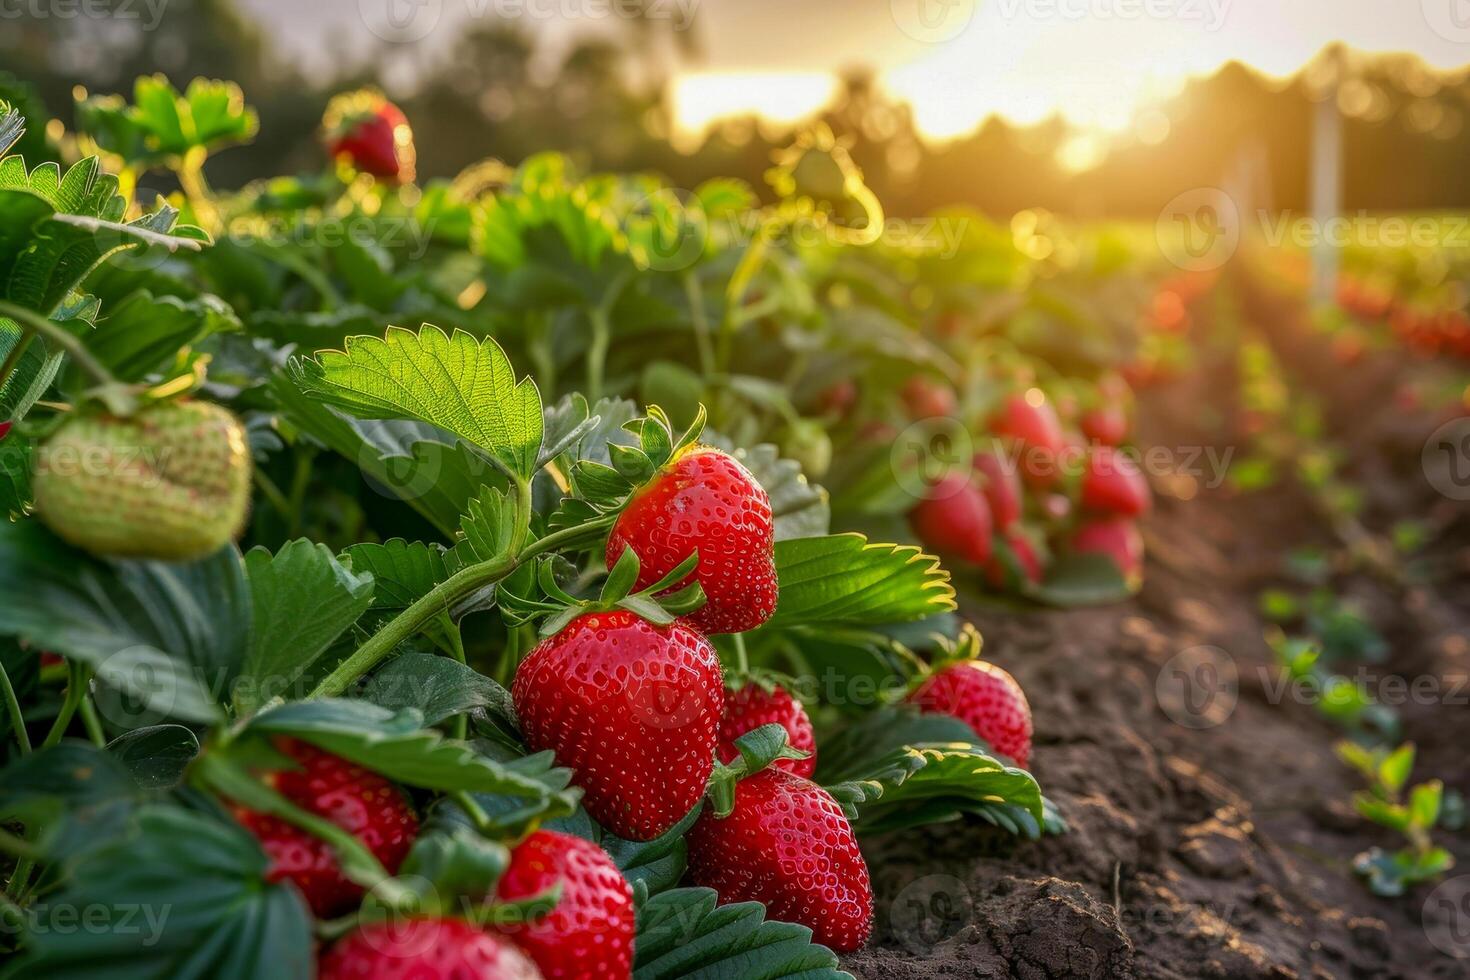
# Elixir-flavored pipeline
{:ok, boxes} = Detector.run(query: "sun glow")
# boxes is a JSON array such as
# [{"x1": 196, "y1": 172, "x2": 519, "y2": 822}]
[{"x1": 670, "y1": 73, "x2": 841, "y2": 144}]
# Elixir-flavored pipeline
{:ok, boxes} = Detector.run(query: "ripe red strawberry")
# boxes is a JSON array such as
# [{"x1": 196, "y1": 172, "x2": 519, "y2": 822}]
[
  {"x1": 492, "y1": 830, "x2": 633, "y2": 980},
  {"x1": 992, "y1": 391, "x2": 1065, "y2": 487},
  {"x1": 984, "y1": 528, "x2": 1043, "y2": 590},
  {"x1": 817, "y1": 379, "x2": 857, "y2": 418},
  {"x1": 901, "y1": 375, "x2": 957, "y2": 419},
  {"x1": 233, "y1": 738, "x2": 418, "y2": 918},
  {"x1": 972, "y1": 449, "x2": 1022, "y2": 530},
  {"x1": 718, "y1": 683, "x2": 816, "y2": 779},
  {"x1": 0, "y1": 420, "x2": 10, "y2": 441},
  {"x1": 1080, "y1": 447, "x2": 1151, "y2": 517},
  {"x1": 1080, "y1": 405, "x2": 1127, "y2": 446},
  {"x1": 605, "y1": 447, "x2": 776, "y2": 635},
  {"x1": 686, "y1": 768, "x2": 873, "y2": 952},
  {"x1": 1070, "y1": 518, "x2": 1144, "y2": 586},
  {"x1": 324, "y1": 91, "x2": 415, "y2": 182},
  {"x1": 909, "y1": 473, "x2": 992, "y2": 564},
  {"x1": 908, "y1": 661, "x2": 1033, "y2": 768},
  {"x1": 319, "y1": 917, "x2": 540, "y2": 980},
  {"x1": 513, "y1": 611, "x2": 723, "y2": 841}
]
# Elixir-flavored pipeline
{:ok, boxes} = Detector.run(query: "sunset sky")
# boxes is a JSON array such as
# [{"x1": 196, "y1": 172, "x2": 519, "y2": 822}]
[{"x1": 243, "y1": 0, "x2": 1470, "y2": 140}]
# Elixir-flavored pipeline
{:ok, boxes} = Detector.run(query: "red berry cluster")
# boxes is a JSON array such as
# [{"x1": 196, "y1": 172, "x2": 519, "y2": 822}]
[
  {"x1": 514, "y1": 445, "x2": 875, "y2": 952},
  {"x1": 906, "y1": 384, "x2": 1151, "y2": 592}
]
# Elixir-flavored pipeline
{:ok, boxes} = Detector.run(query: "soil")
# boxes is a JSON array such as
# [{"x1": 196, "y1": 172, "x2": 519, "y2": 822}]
[{"x1": 842, "y1": 287, "x2": 1470, "y2": 979}]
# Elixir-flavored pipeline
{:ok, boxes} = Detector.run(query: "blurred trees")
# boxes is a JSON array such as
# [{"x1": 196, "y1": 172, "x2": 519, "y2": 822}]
[{"x1": 3, "y1": 1, "x2": 1468, "y2": 215}]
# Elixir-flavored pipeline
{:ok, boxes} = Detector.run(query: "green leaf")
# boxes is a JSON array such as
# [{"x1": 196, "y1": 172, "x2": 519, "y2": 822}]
[
  {"x1": 461, "y1": 487, "x2": 520, "y2": 563},
  {"x1": 765, "y1": 534, "x2": 955, "y2": 630},
  {"x1": 0, "y1": 742, "x2": 141, "y2": 858},
  {"x1": 288, "y1": 324, "x2": 544, "y2": 481},
  {"x1": 68, "y1": 289, "x2": 238, "y2": 386},
  {"x1": 107, "y1": 724, "x2": 200, "y2": 789},
  {"x1": 342, "y1": 539, "x2": 459, "y2": 611},
  {"x1": 1408, "y1": 780, "x2": 1443, "y2": 831},
  {"x1": 425, "y1": 746, "x2": 583, "y2": 840},
  {"x1": 1026, "y1": 553, "x2": 1136, "y2": 607},
  {"x1": 361, "y1": 653, "x2": 516, "y2": 728},
  {"x1": 239, "y1": 540, "x2": 375, "y2": 713},
  {"x1": 633, "y1": 886, "x2": 851, "y2": 980},
  {"x1": 0, "y1": 522, "x2": 246, "y2": 724},
  {"x1": 1378, "y1": 743, "x2": 1416, "y2": 796},
  {"x1": 242, "y1": 699, "x2": 552, "y2": 798},
  {"x1": 9, "y1": 806, "x2": 313, "y2": 979},
  {"x1": 602, "y1": 806, "x2": 701, "y2": 897}
]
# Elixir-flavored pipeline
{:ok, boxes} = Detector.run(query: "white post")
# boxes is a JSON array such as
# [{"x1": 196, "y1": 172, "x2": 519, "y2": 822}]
[{"x1": 1310, "y1": 79, "x2": 1342, "y2": 305}]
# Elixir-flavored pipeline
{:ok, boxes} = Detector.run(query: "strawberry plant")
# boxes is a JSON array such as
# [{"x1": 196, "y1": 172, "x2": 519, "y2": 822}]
[{"x1": 0, "y1": 91, "x2": 1079, "y2": 976}]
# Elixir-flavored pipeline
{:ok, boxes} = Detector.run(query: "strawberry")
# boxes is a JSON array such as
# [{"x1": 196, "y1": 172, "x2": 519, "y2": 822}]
[
  {"x1": 908, "y1": 660, "x2": 1033, "y2": 768},
  {"x1": 816, "y1": 379, "x2": 857, "y2": 418},
  {"x1": 901, "y1": 375, "x2": 957, "y2": 420},
  {"x1": 492, "y1": 830, "x2": 633, "y2": 980},
  {"x1": 324, "y1": 90, "x2": 415, "y2": 183},
  {"x1": 972, "y1": 449, "x2": 1022, "y2": 530},
  {"x1": 909, "y1": 473, "x2": 992, "y2": 564},
  {"x1": 32, "y1": 400, "x2": 252, "y2": 561},
  {"x1": 686, "y1": 767, "x2": 873, "y2": 952},
  {"x1": 319, "y1": 917, "x2": 541, "y2": 980},
  {"x1": 1080, "y1": 405, "x2": 1128, "y2": 446},
  {"x1": 1070, "y1": 517, "x2": 1144, "y2": 586},
  {"x1": 984, "y1": 528, "x2": 1043, "y2": 589},
  {"x1": 1080, "y1": 447, "x2": 1151, "y2": 517},
  {"x1": 0, "y1": 420, "x2": 10, "y2": 441},
  {"x1": 718, "y1": 683, "x2": 816, "y2": 779},
  {"x1": 992, "y1": 391, "x2": 1065, "y2": 488},
  {"x1": 233, "y1": 738, "x2": 418, "y2": 918},
  {"x1": 512, "y1": 610, "x2": 723, "y2": 841},
  {"x1": 605, "y1": 447, "x2": 776, "y2": 635}
]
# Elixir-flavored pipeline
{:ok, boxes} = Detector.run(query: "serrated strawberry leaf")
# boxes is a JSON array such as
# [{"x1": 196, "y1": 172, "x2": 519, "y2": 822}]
[
  {"x1": 342, "y1": 539, "x2": 463, "y2": 611},
  {"x1": 361, "y1": 652, "x2": 516, "y2": 728},
  {"x1": 241, "y1": 699, "x2": 552, "y2": 798},
  {"x1": 599, "y1": 805, "x2": 701, "y2": 897},
  {"x1": 7, "y1": 805, "x2": 313, "y2": 980},
  {"x1": 287, "y1": 324, "x2": 544, "y2": 482},
  {"x1": 815, "y1": 707, "x2": 1047, "y2": 836},
  {"x1": 633, "y1": 885, "x2": 852, "y2": 980},
  {"x1": 0, "y1": 522, "x2": 246, "y2": 724},
  {"x1": 0, "y1": 104, "x2": 22, "y2": 157},
  {"x1": 237, "y1": 540, "x2": 376, "y2": 714},
  {"x1": 763, "y1": 534, "x2": 955, "y2": 630}
]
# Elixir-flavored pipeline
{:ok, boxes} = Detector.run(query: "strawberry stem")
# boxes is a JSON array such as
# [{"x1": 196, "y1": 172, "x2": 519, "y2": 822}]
[
  {"x1": 0, "y1": 658, "x2": 30, "y2": 755},
  {"x1": 0, "y1": 301, "x2": 121, "y2": 394},
  {"x1": 307, "y1": 511, "x2": 616, "y2": 699}
]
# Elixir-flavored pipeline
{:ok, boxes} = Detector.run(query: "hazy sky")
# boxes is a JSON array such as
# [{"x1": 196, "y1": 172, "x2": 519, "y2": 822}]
[{"x1": 238, "y1": 0, "x2": 1470, "y2": 137}]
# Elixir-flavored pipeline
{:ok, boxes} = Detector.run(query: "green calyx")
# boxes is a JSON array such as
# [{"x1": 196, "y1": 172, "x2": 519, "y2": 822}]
[
  {"x1": 705, "y1": 723, "x2": 810, "y2": 819},
  {"x1": 502, "y1": 545, "x2": 707, "y2": 637},
  {"x1": 568, "y1": 403, "x2": 706, "y2": 511}
]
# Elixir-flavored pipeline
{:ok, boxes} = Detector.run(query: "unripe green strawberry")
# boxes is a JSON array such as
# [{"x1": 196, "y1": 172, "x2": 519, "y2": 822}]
[{"x1": 33, "y1": 400, "x2": 251, "y2": 561}]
